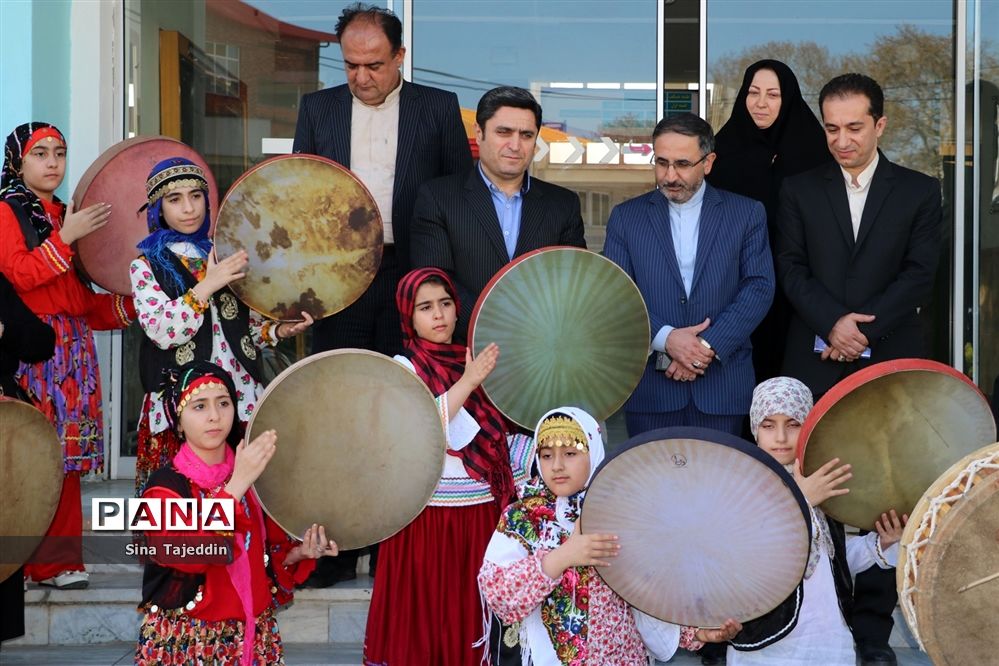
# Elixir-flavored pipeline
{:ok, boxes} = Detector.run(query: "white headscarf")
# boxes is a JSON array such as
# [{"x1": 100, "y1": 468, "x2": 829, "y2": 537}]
[{"x1": 528, "y1": 406, "x2": 606, "y2": 550}]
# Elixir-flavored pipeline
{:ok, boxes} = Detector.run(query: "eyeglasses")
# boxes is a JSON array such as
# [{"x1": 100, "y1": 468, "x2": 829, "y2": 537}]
[{"x1": 651, "y1": 153, "x2": 709, "y2": 171}]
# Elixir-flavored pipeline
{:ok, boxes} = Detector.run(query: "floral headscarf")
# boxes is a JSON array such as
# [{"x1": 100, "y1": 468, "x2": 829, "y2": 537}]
[
  {"x1": 494, "y1": 407, "x2": 605, "y2": 663},
  {"x1": 749, "y1": 376, "x2": 814, "y2": 437}
]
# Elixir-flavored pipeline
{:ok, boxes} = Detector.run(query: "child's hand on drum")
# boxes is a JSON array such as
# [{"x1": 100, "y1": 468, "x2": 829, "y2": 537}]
[
  {"x1": 695, "y1": 618, "x2": 743, "y2": 643},
  {"x1": 794, "y1": 458, "x2": 851, "y2": 507},
  {"x1": 874, "y1": 509, "x2": 907, "y2": 549},
  {"x1": 226, "y1": 429, "x2": 277, "y2": 500},
  {"x1": 285, "y1": 523, "x2": 338, "y2": 566},
  {"x1": 462, "y1": 343, "x2": 499, "y2": 389},
  {"x1": 193, "y1": 250, "x2": 249, "y2": 302},
  {"x1": 542, "y1": 528, "x2": 620, "y2": 578},
  {"x1": 277, "y1": 311, "x2": 314, "y2": 339}
]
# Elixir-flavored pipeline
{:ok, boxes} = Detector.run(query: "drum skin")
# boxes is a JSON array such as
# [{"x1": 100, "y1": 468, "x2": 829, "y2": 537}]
[
  {"x1": 213, "y1": 155, "x2": 382, "y2": 321},
  {"x1": 246, "y1": 350, "x2": 445, "y2": 550},
  {"x1": 898, "y1": 441, "x2": 999, "y2": 665},
  {"x1": 72, "y1": 136, "x2": 218, "y2": 295},
  {"x1": 469, "y1": 247, "x2": 649, "y2": 429},
  {"x1": 580, "y1": 427, "x2": 811, "y2": 627},
  {"x1": 0, "y1": 398, "x2": 62, "y2": 582},
  {"x1": 797, "y1": 359, "x2": 996, "y2": 529}
]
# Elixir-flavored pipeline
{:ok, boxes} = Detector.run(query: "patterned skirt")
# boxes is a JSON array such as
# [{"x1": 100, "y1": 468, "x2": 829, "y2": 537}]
[
  {"x1": 17, "y1": 313, "x2": 103, "y2": 473},
  {"x1": 135, "y1": 606, "x2": 284, "y2": 665}
]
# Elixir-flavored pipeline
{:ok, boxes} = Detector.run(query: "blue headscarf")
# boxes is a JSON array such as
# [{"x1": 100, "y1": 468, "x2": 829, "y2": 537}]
[{"x1": 136, "y1": 157, "x2": 212, "y2": 295}]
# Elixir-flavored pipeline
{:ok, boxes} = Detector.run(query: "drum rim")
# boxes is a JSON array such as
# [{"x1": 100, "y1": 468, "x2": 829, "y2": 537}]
[
  {"x1": 245, "y1": 348, "x2": 446, "y2": 547},
  {"x1": 896, "y1": 440, "x2": 999, "y2": 651},
  {"x1": 580, "y1": 426, "x2": 812, "y2": 625},
  {"x1": 0, "y1": 397, "x2": 63, "y2": 583},
  {"x1": 213, "y1": 153, "x2": 384, "y2": 321},
  {"x1": 590, "y1": 426, "x2": 811, "y2": 527},
  {"x1": 71, "y1": 136, "x2": 220, "y2": 295},
  {"x1": 796, "y1": 359, "x2": 993, "y2": 463},
  {"x1": 468, "y1": 245, "x2": 650, "y2": 427}
]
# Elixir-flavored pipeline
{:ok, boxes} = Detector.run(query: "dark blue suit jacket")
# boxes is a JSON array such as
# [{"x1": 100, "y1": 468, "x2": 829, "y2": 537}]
[
  {"x1": 292, "y1": 80, "x2": 472, "y2": 269},
  {"x1": 604, "y1": 183, "x2": 774, "y2": 415}
]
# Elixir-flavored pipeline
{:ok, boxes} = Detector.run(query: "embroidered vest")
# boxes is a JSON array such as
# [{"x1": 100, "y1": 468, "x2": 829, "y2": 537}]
[{"x1": 138, "y1": 251, "x2": 265, "y2": 394}]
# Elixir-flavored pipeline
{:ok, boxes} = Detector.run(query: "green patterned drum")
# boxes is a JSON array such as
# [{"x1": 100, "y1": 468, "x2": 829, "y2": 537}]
[{"x1": 469, "y1": 247, "x2": 650, "y2": 429}]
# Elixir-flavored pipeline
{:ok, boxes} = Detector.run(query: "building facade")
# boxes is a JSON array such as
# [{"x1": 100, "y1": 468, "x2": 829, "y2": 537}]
[{"x1": 2, "y1": 0, "x2": 996, "y2": 478}]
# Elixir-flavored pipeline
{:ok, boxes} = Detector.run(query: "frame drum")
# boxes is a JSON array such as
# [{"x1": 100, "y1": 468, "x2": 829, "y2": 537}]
[
  {"x1": 72, "y1": 136, "x2": 218, "y2": 295},
  {"x1": 213, "y1": 155, "x2": 382, "y2": 320},
  {"x1": 469, "y1": 247, "x2": 649, "y2": 429},
  {"x1": 897, "y1": 441, "x2": 999, "y2": 664},
  {"x1": 246, "y1": 350, "x2": 445, "y2": 550},
  {"x1": 798, "y1": 359, "x2": 996, "y2": 529},
  {"x1": 0, "y1": 397, "x2": 62, "y2": 582},
  {"x1": 580, "y1": 427, "x2": 811, "y2": 627}
]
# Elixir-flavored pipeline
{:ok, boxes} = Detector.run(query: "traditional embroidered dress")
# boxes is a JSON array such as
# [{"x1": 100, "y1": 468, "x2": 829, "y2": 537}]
[
  {"x1": 729, "y1": 377, "x2": 899, "y2": 665},
  {"x1": 130, "y1": 158, "x2": 280, "y2": 494},
  {"x1": 0, "y1": 123, "x2": 135, "y2": 582},
  {"x1": 135, "y1": 362, "x2": 314, "y2": 666},
  {"x1": 479, "y1": 407, "x2": 698, "y2": 665},
  {"x1": 363, "y1": 268, "x2": 532, "y2": 666}
]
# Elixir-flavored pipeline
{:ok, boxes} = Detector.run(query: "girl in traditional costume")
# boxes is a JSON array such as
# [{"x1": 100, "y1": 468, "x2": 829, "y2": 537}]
[
  {"x1": 727, "y1": 376, "x2": 906, "y2": 664},
  {"x1": 136, "y1": 360, "x2": 337, "y2": 665},
  {"x1": 478, "y1": 406, "x2": 741, "y2": 664},
  {"x1": 130, "y1": 157, "x2": 313, "y2": 494},
  {"x1": 0, "y1": 122, "x2": 136, "y2": 589},
  {"x1": 363, "y1": 267, "x2": 535, "y2": 666}
]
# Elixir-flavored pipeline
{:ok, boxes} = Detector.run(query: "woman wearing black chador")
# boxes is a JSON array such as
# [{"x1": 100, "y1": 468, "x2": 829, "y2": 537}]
[{"x1": 708, "y1": 59, "x2": 832, "y2": 384}]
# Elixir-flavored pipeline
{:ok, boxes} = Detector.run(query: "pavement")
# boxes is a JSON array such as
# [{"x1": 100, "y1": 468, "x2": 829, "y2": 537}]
[{"x1": 0, "y1": 642, "x2": 933, "y2": 665}]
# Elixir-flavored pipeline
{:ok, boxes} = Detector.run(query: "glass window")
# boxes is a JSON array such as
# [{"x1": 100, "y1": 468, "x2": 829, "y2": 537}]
[
  {"x1": 119, "y1": 0, "x2": 391, "y2": 466},
  {"x1": 413, "y1": 0, "x2": 658, "y2": 251},
  {"x1": 970, "y1": 0, "x2": 999, "y2": 396},
  {"x1": 705, "y1": 0, "x2": 956, "y2": 366}
]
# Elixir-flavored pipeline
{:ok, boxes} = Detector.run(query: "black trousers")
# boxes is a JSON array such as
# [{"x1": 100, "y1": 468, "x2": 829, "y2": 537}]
[
  {"x1": 851, "y1": 536, "x2": 898, "y2": 648},
  {"x1": 311, "y1": 245, "x2": 404, "y2": 577}
]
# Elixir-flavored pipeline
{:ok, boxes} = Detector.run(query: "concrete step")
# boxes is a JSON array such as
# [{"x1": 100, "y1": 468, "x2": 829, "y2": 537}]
[
  {"x1": 10, "y1": 570, "x2": 372, "y2": 647},
  {"x1": 11, "y1": 565, "x2": 923, "y2": 652}
]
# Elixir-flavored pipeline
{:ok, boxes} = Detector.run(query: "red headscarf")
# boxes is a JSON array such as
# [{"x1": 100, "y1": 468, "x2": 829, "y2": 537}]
[{"x1": 396, "y1": 267, "x2": 514, "y2": 504}]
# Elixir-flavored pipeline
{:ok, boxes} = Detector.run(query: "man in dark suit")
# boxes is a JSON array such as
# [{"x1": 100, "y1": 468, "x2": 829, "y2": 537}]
[
  {"x1": 604, "y1": 113, "x2": 774, "y2": 439},
  {"x1": 410, "y1": 86, "x2": 586, "y2": 336},
  {"x1": 776, "y1": 74, "x2": 942, "y2": 666},
  {"x1": 293, "y1": 4, "x2": 470, "y2": 356},
  {"x1": 291, "y1": 3, "x2": 470, "y2": 585}
]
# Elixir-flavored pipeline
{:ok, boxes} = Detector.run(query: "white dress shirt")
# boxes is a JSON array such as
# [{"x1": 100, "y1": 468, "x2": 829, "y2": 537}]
[
  {"x1": 651, "y1": 181, "x2": 707, "y2": 352},
  {"x1": 350, "y1": 79, "x2": 402, "y2": 244},
  {"x1": 841, "y1": 151, "x2": 879, "y2": 240}
]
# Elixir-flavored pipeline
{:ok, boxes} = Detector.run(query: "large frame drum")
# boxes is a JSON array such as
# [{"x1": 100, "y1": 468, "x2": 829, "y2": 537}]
[
  {"x1": 469, "y1": 247, "x2": 649, "y2": 429},
  {"x1": 72, "y1": 136, "x2": 218, "y2": 295},
  {"x1": 213, "y1": 155, "x2": 382, "y2": 321},
  {"x1": 897, "y1": 441, "x2": 999, "y2": 664},
  {"x1": 797, "y1": 359, "x2": 996, "y2": 528},
  {"x1": 580, "y1": 427, "x2": 811, "y2": 627},
  {"x1": 246, "y1": 350, "x2": 445, "y2": 550},
  {"x1": 0, "y1": 398, "x2": 63, "y2": 582}
]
